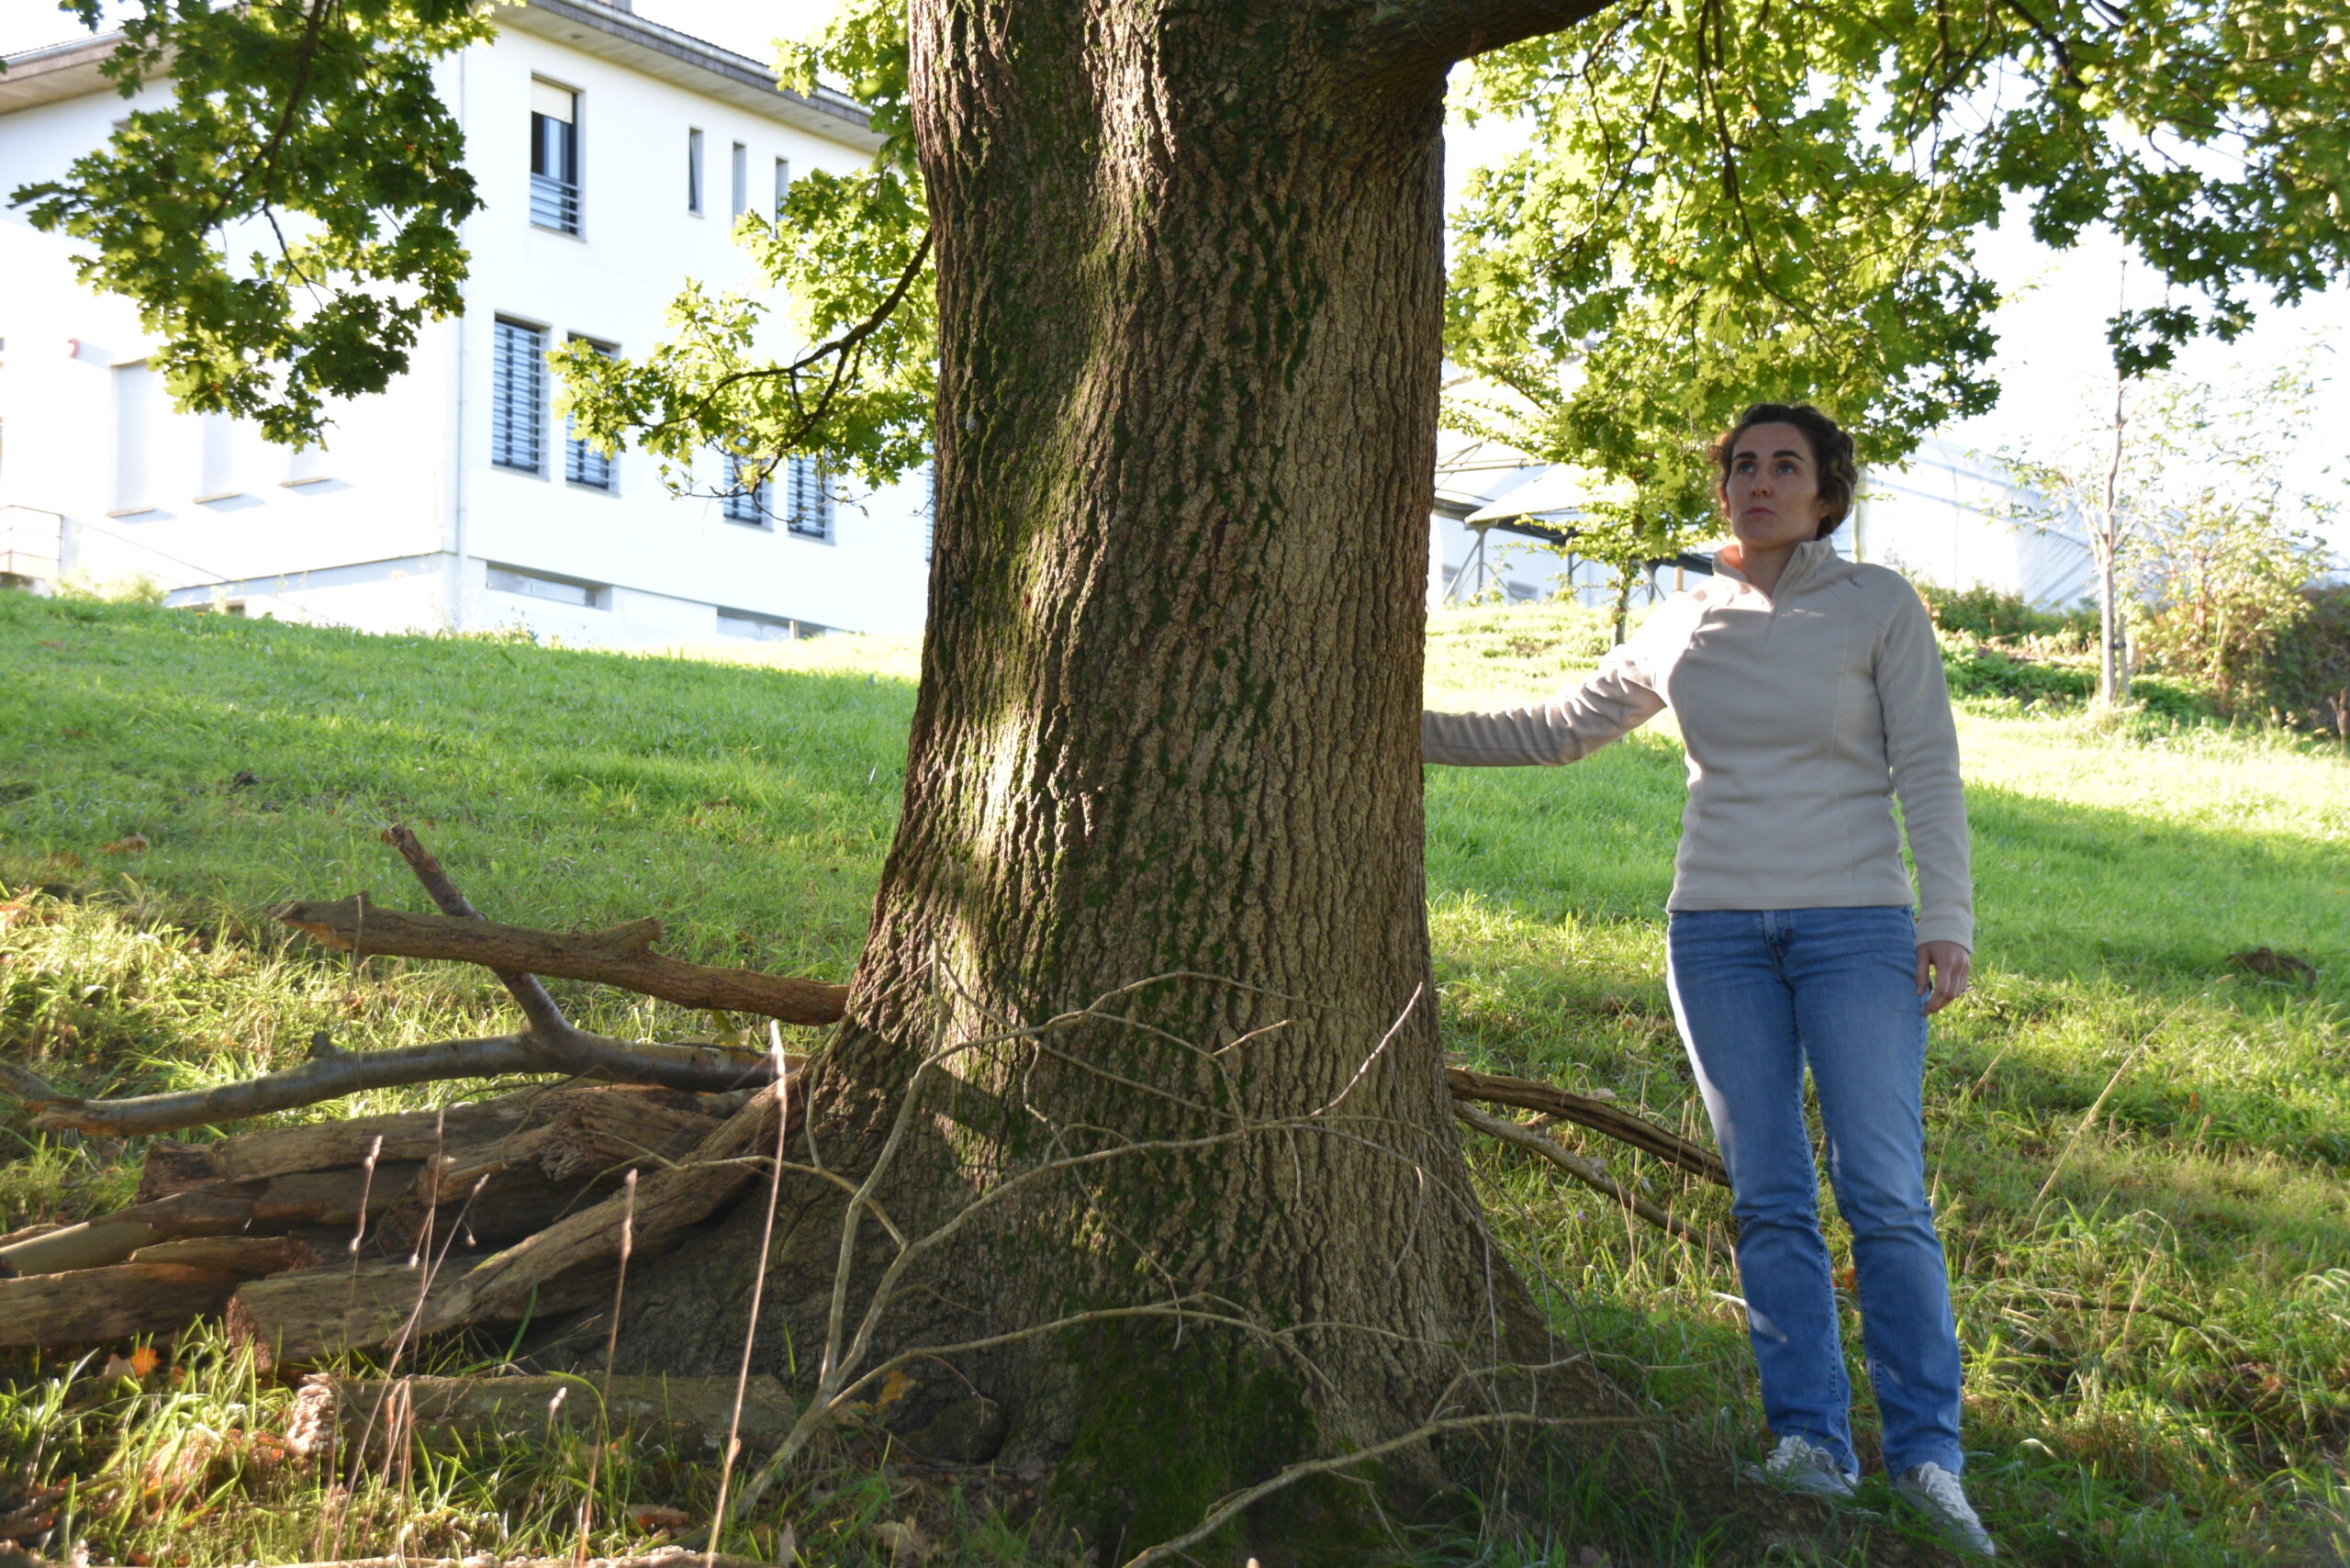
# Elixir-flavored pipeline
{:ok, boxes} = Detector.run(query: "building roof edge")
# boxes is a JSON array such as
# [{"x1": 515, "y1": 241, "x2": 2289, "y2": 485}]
[{"x1": 1, "y1": 1, "x2": 882, "y2": 153}]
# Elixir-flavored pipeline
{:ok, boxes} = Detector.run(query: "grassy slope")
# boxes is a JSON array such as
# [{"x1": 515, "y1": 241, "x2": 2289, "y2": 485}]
[{"x1": 3, "y1": 589, "x2": 2346, "y2": 1565}]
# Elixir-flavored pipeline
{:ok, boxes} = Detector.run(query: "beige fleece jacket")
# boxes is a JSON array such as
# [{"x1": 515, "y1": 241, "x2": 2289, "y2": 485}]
[{"x1": 1422, "y1": 539, "x2": 1974, "y2": 950}]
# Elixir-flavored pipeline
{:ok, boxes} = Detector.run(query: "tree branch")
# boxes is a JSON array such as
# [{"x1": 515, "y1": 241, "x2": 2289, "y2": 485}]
[
  {"x1": 276, "y1": 893, "x2": 849, "y2": 1025},
  {"x1": 1353, "y1": 0, "x2": 1618, "y2": 77},
  {"x1": 652, "y1": 228, "x2": 934, "y2": 444}
]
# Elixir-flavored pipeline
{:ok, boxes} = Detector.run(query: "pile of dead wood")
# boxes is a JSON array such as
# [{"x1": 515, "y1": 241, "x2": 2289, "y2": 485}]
[
  {"x1": 0, "y1": 824, "x2": 1729, "y2": 1368},
  {"x1": 0, "y1": 1079, "x2": 788, "y2": 1369}
]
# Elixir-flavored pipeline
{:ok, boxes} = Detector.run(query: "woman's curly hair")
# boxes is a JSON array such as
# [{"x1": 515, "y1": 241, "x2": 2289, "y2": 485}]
[{"x1": 1707, "y1": 403, "x2": 1859, "y2": 540}]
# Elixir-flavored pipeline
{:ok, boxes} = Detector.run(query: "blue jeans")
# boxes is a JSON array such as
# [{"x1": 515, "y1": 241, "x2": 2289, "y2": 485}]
[{"x1": 1665, "y1": 906, "x2": 1964, "y2": 1477}]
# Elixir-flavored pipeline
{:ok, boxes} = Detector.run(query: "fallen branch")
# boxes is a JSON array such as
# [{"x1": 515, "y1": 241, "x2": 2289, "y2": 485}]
[
  {"x1": 1445, "y1": 1066, "x2": 1728, "y2": 1188},
  {"x1": 0, "y1": 1034, "x2": 774, "y2": 1137},
  {"x1": 278, "y1": 893, "x2": 849, "y2": 1025},
  {"x1": 377, "y1": 824, "x2": 811, "y2": 1092},
  {"x1": 0, "y1": 1262, "x2": 246, "y2": 1347},
  {"x1": 420, "y1": 1082, "x2": 791, "y2": 1334},
  {"x1": 0, "y1": 1169, "x2": 410, "y2": 1276},
  {"x1": 1456, "y1": 1103, "x2": 1731, "y2": 1260},
  {"x1": 145, "y1": 1083, "x2": 745, "y2": 1188},
  {"x1": 229, "y1": 1255, "x2": 622, "y2": 1374},
  {"x1": 127, "y1": 1234, "x2": 320, "y2": 1274}
]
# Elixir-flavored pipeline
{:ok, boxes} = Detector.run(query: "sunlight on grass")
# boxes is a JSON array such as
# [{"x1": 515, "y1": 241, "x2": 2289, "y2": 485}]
[{"x1": 1, "y1": 590, "x2": 2344, "y2": 1564}]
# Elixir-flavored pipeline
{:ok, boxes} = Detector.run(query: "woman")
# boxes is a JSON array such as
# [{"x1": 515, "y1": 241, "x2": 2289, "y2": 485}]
[{"x1": 1423, "y1": 404, "x2": 1993, "y2": 1557}]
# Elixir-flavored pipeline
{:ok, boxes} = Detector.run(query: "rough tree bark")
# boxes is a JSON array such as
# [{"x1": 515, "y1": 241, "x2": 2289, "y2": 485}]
[{"x1": 615, "y1": 0, "x2": 1615, "y2": 1555}]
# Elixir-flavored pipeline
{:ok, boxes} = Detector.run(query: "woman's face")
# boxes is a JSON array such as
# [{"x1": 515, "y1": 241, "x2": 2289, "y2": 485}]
[{"x1": 1719, "y1": 420, "x2": 1833, "y2": 552}]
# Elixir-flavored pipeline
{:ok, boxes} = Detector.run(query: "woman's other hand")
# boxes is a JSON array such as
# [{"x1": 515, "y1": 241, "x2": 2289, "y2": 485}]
[{"x1": 1916, "y1": 941, "x2": 1971, "y2": 1015}]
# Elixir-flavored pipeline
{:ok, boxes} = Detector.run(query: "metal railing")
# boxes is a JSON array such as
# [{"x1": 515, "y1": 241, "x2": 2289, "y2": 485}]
[
  {"x1": 530, "y1": 174, "x2": 581, "y2": 235},
  {"x1": 0, "y1": 505, "x2": 62, "y2": 584}
]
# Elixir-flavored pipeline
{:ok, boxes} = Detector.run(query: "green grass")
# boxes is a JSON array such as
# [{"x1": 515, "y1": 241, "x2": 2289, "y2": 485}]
[{"x1": 3, "y1": 588, "x2": 2347, "y2": 1565}]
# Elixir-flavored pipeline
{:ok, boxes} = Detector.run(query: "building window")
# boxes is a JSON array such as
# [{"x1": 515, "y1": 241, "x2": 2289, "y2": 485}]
[
  {"x1": 687, "y1": 128, "x2": 704, "y2": 214},
  {"x1": 487, "y1": 564, "x2": 607, "y2": 609},
  {"x1": 718, "y1": 608, "x2": 827, "y2": 642},
  {"x1": 196, "y1": 411, "x2": 240, "y2": 501},
  {"x1": 784, "y1": 456, "x2": 833, "y2": 541},
  {"x1": 565, "y1": 336, "x2": 617, "y2": 490},
  {"x1": 731, "y1": 141, "x2": 747, "y2": 218},
  {"x1": 110, "y1": 360, "x2": 152, "y2": 514},
  {"x1": 722, "y1": 454, "x2": 769, "y2": 525},
  {"x1": 773, "y1": 158, "x2": 791, "y2": 218},
  {"x1": 491, "y1": 319, "x2": 546, "y2": 473},
  {"x1": 530, "y1": 82, "x2": 580, "y2": 235}
]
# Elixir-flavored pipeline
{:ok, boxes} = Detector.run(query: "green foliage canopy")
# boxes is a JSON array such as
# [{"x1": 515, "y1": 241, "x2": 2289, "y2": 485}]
[
  {"x1": 9, "y1": 0, "x2": 2346, "y2": 510},
  {"x1": 1444, "y1": 0, "x2": 2350, "y2": 577},
  {"x1": 11, "y1": 0, "x2": 492, "y2": 446}
]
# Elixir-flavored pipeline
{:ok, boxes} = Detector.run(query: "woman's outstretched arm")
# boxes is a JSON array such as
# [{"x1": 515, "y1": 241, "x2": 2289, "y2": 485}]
[{"x1": 1422, "y1": 635, "x2": 1667, "y2": 766}]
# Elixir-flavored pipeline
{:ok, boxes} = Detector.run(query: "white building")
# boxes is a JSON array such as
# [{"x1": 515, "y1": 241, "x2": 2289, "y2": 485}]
[
  {"x1": 1852, "y1": 436, "x2": 2094, "y2": 607},
  {"x1": 0, "y1": 0, "x2": 934, "y2": 644}
]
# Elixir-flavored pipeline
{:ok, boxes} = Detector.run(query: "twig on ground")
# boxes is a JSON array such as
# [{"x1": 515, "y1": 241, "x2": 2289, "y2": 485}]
[
  {"x1": 706, "y1": 1025, "x2": 795, "y2": 1559},
  {"x1": 1117, "y1": 1408, "x2": 1652, "y2": 1568},
  {"x1": 1456, "y1": 1104, "x2": 1731, "y2": 1260}
]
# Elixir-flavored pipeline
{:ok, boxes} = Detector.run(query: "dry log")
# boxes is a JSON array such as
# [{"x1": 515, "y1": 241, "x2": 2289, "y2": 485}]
[
  {"x1": 134, "y1": 1141, "x2": 220, "y2": 1201},
  {"x1": 323, "y1": 1372, "x2": 798, "y2": 1460},
  {"x1": 0, "y1": 1035, "x2": 775, "y2": 1137},
  {"x1": 278, "y1": 892, "x2": 850, "y2": 1026},
  {"x1": 228, "y1": 1256, "x2": 619, "y2": 1373},
  {"x1": 420, "y1": 1083, "x2": 786, "y2": 1335},
  {"x1": 0, "y1": 1167, "x2": 415, "y2": 1277},
  {"x1": 147, "y1": 1083, "x2": 737, "y2": 1188},
  {"x1": 1446, "y1": 1065, "x2": 1729, "y2": 1188},
  {"x1": 1458, "y1": 1103, "x2": 1731, "y2": 1260},
  {"x1": 127, "y1": 1233, "x2": 321, "y2": 1274},
  {"x1": 0, "y1": 1263, "x2": 244, "y2": 1347},
  {"x1": 391, "y1": 1162, "x2": 618, "y2": 1250},
  {"x1": 538, "y1": 1092, "x2": 722, "y2": 1183},
  {"x1": 191, "y1": 1091, "x2": 554, "y2": 1180}
]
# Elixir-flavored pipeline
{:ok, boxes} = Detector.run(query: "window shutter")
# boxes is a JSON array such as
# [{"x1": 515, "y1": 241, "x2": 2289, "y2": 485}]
[
  {"x1": 492, "y1": 320, "x2": 546, "y2": 473},
  {"x1": 565, "y1": 338, "x2": 616, "y2": 489}
]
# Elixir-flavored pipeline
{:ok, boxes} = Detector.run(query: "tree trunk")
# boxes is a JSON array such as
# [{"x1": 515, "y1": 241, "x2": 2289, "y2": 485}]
[
  {"x1": 615, "y1": 0, "x2": 1609, "y2": 1555},
  {"x1": 2098, "y1": 537, "x2": 2129, "y2": 706}
]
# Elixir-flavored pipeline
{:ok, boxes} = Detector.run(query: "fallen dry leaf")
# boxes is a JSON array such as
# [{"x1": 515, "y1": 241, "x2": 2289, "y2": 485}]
[
  {"x1": 874, "y1": 1367, "x2": 916, "y2": 1412},
  {"x1": 876, "y1": 1518, "x2": 933, "y2": 1566}
]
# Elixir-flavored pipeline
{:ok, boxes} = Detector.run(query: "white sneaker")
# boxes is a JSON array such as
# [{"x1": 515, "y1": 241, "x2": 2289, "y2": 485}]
[
  {"x1": 1741, "y1": 1434, "x2": 1858, "y2": 1499},
  {"x1": 1894, "y1": 1462, "x2": 1996, "y2": 1557}
]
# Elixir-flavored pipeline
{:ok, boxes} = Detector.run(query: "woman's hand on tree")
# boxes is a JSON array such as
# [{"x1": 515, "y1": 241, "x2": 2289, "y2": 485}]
[{"x1": 1915, "y1": 941, "x2": 1971, "y2": 1015}]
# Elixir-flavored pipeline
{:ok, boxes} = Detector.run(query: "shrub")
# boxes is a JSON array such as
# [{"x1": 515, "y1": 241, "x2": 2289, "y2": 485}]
[
  {"x1": 1915, "y1": 582, "x2": 2097, "y2": 648},
  {"x1": 2266, "y1": 585, "x2": 2350, "y2": 741},
  {"x1": 2128, "y1": 508, "x2": 2334, "y2": 721}
]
